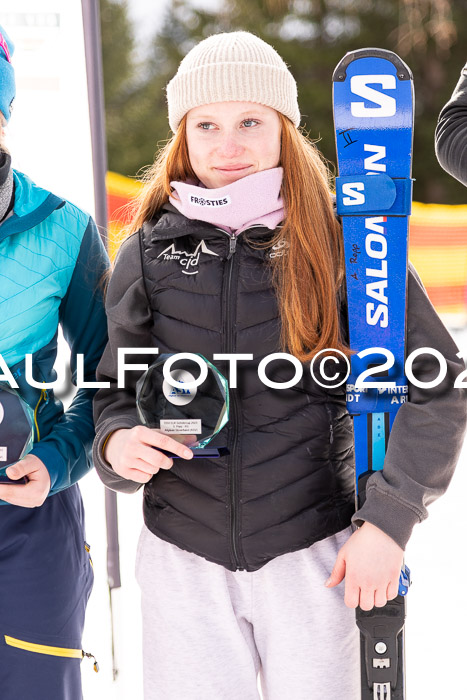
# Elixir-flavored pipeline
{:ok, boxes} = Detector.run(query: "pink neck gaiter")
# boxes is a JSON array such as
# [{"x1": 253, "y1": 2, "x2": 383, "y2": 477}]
[{"x1": 169, "y1": 167, "x2": 285, "y2": 235}]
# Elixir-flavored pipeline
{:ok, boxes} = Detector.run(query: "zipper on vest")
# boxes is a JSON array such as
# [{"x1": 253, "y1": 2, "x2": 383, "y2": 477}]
[
  {"x1": 325, "y1": 405, "x2": 334, "y2": 444},
  {"x1": 227, "y1": 234, "x2": 237, "y2": 259},
  {"x1": 33, "y1": 386, "x2": 48, "y2": 441},
  {"x1": 221, "y1": 231, "x2": 244, "y2": 570}
]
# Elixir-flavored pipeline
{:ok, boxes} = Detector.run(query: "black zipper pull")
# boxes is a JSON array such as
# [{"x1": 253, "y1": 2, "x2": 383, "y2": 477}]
[
  {"x1": 227, "y1": 234, "x2": 237, "y2": 259},
  {"x1": 82, "y1": 650, "x2": 99, "y2": 673}
]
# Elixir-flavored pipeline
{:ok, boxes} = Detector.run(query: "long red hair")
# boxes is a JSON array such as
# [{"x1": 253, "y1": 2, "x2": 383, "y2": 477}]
[{"x1": 125, "y1": 114, "x2": 348, "y2": 361}]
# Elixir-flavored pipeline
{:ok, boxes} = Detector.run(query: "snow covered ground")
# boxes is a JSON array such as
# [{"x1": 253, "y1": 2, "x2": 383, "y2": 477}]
[{"x1": 78, "y1": 329, "x2": 467, "y2": 699}]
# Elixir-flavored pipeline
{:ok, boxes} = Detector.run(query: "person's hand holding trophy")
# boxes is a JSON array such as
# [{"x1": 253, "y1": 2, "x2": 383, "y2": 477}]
[
  {"x1": 103, "y1": 353, "x2": 230, "y2": 483},
  {"x1": 136, "y1": 353, "x2": 229, "y2": 459}
]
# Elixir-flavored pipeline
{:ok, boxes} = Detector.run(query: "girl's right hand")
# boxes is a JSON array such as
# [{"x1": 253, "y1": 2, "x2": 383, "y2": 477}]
[{"x1": 104, "y1": 426, "x2": 193, "y2": 483}]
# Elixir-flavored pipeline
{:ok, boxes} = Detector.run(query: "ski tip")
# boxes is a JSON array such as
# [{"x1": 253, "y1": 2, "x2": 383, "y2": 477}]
[{"x1": 332, "y1": 48, "x2": 413, "y2": 83}]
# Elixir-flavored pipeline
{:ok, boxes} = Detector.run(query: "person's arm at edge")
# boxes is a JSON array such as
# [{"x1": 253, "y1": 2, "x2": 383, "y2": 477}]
[
  {"x1": 435, "y1": 62, "x2": 467, "y2": 187},
  {"x1": 351, "y1": 263, "x2": 467, "y2": 549}
]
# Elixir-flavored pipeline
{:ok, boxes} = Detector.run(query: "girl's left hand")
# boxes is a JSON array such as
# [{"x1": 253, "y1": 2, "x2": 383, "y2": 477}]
[
  {"x1": 0, "y1": 455, "x2": 51, "y2": 507},
  {"x1": 325, "y1": 521, "x2": 404, "y2": 610}
]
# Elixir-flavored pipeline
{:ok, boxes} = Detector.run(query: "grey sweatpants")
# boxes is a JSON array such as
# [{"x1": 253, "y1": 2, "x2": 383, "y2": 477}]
[{"x1": 136, "y1": 525, "x2": 360, "y2": 700}]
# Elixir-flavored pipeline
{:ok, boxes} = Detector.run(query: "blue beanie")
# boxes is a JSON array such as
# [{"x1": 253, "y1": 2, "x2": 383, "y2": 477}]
[{"x1": 0, "y1": 25, "x2": 15, "y2": 123}]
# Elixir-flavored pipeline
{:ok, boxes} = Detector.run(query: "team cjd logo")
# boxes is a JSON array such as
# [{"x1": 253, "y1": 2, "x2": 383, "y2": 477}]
[{"x1": 157, "y1": 240, "x2": 219, "y2": 275}]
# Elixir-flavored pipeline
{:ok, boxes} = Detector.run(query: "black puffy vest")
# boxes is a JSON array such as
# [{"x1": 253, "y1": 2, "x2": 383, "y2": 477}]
[{"x1": 139, "y1": 208, "x2": 355, "y2": 571}]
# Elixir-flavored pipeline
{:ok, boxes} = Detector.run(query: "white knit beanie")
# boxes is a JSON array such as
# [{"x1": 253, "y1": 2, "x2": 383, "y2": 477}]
[{"x1": 166, "y1": 31, "x2": 300, "y2": 132}]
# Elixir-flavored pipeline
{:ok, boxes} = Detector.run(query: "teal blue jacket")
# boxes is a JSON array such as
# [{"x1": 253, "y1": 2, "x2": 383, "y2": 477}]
[{"x1": 0, "y1": 170, "x2": 109, "y2": 496}]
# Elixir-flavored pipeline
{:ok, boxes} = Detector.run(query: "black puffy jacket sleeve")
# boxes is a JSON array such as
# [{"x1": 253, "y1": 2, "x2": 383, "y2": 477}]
[
  {"x1": 352, "y1": 264, "x2": 467, "y2": 548},
  {"x1": 93, "y1": 231, "x2": 154, "y2": 493},
  {"x1": 435, "y1": 62, "x2": 467, "y2": 187}
]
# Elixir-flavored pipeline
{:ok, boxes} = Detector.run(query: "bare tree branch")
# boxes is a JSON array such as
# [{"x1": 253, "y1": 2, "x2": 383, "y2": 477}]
[{"x1": 396, "y1": 0, "x2": 456, "y2": 55}]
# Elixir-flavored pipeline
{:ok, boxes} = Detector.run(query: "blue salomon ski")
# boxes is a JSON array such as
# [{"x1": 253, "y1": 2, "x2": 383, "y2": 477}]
[{"x1": 332, "y1": 49, "x2": 414, "y2": 700}]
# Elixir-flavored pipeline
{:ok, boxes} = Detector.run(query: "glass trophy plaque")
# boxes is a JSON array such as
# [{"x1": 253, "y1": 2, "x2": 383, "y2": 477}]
[
  {"x1": 0, "y1": 384, "x2": 34, "y2": 484},
  {"x1": 136, "y1": 353, "x2": 229, "y2": 458}
]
